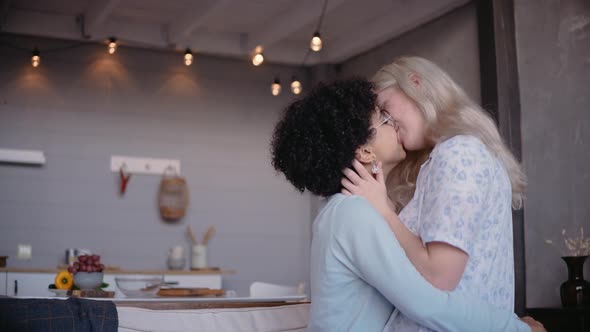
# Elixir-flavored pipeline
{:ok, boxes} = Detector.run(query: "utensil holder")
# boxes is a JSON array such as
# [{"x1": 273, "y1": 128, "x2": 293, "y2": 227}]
[{"x1": 191, "y1": 244, "x2": 207, "y2": 269}]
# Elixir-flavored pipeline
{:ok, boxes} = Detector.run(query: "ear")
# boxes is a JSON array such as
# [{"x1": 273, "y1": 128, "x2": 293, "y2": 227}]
[
  {"x1": 354, "y1": 145, "x2": 376, "y2": 164},
  {"x1": 409, "y1": 72, "x2": 420, "y2": 88}
]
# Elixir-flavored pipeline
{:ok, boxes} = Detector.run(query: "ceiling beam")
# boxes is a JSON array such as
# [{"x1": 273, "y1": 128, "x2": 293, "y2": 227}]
[
  {"x1": 0, "y1": 8, "x2": 315, "y2": 65},
  {"x1": 2, "y1": 9, "x2": 81, "y2": 40},
  {"x1": 169, "y1": 0, "x2": 231, "y2": 46},
  {"x1": 0, "y1": 8, "x2": 329, "y2": 66},
  {"x1": 247, "y1": 0, "x2": 347, "y2": 51},
  {"x1": 84, "y1": 0, "x2": 121, "y2": 38},
  {"x1": 0, "y1": 0, "x2": 10, "y2": 31},
  {"x1": 95, "y1": 16, "x2": 169, "y2": 47},
  {"x1": 1, "y1": 9, "x2": 169, "y2": 48},
  {"x1": 326, "y1": 0, "x2": 469, "y2": 63},
  {"x1": 181, "y1": 32, "x2": 320, "y2": 65}
]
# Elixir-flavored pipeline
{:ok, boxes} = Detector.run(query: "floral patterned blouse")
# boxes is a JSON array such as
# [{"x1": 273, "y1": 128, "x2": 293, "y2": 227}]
[{"x1": 387, "y1": 135, "x2": 515, "y2": 332}]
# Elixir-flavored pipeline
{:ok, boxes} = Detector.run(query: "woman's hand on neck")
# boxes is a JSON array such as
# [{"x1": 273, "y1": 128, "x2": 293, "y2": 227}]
[{"x1": 341, "y1": 160, "x2": 396, "y2": 219}]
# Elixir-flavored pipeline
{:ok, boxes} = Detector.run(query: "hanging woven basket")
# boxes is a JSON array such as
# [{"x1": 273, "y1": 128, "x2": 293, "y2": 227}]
[{"x1": 158, "y1": 167, "x2": 189, "y2": 221}]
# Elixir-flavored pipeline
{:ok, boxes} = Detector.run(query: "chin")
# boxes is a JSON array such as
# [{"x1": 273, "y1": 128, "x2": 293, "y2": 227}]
[
  {"x1": 403, "y1": 138, "x2": 428, "y2": 151},
  {"x1": 392, "y1": 147, "x2": 407, "y2": 162}
]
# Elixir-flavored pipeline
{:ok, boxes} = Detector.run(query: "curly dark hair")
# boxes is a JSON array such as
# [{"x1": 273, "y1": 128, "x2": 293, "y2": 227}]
[{"x1": 270, "y1": 78, "x2": 377, "y2": 197}]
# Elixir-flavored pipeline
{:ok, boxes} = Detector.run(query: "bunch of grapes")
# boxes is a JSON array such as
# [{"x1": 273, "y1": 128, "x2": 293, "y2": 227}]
[{"x1": 67, "y1": 254, "x2": 105, "y2": 274}]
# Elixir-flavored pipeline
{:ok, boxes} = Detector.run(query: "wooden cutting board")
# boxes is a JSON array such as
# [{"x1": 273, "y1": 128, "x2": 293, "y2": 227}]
[
  {"x1": 71, "y1": 289, "x2": 115, "y2": 298},
  {"x1": 157, "y1": 288, "x2": 225, "y2": 297}
]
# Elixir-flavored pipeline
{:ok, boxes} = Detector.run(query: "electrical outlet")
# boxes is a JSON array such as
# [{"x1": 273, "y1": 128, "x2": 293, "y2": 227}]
[{"x1": 17, "y1": 244, "x2": 32, "y2": 260}]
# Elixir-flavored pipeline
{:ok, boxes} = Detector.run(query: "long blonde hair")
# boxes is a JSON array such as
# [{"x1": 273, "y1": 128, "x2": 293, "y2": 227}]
[{"x1": 372, "y1": 56, "x2": 526, "y2": 210}]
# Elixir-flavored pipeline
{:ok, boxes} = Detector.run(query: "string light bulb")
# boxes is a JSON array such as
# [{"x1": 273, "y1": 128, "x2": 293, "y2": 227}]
[
  {"x1": 271, "y1": 77, "x2": 281, "y2": 96},
  {"x1": 31, "y1": 48, "x2": 40, "y2": 68},
  {"x1": 252, "y1": 46, "x2": 264, "y2": 66},
  {"x1": 252, "y1": 52, "x2": 264, "y2": 66},
  {"x1": 310, "y1": 32, "x2": 322, "y2": 52},
  {"x1": 290, "y1": 77, "x2": 302, "y2": 95},
  {"x1": 184, "y1": 48, "x2": 193, "y2": 66},
  {"x1": 108, "y1": 37, "x2": 117, "y2": 54}
]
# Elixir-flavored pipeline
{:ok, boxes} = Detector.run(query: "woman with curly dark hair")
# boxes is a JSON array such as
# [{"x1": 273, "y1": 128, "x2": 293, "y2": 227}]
[
  {"x1": 270, "y1": 78, "x2": 539, "y2": 332},
  {"x1": 271, "y1": 78, "x2": 405, "y2": 197}
]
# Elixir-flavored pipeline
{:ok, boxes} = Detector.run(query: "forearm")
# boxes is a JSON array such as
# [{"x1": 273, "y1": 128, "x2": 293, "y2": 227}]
[
  {"x1": 384, "y1": 211, "x2": 452, "y2": 290},
  {"x1": 361, "y1": 222, "x2": 530, "y2": 331},
  {"x1": 338, "y1": 197, "x2": 530, "y2": 332}
]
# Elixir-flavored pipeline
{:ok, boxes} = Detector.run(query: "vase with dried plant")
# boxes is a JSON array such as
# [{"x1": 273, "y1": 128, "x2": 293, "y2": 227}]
[{"x1": 546, "y1": 227, "x2": 590, "y2": 307}]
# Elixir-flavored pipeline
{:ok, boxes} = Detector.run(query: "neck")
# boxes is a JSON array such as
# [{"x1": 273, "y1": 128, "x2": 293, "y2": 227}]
[{"x1": 382, "y1": 164, "x2": 395, "y2": 178}]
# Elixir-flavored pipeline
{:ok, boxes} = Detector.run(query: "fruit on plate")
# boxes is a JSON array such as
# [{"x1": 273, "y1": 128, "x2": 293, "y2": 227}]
[
  {"x1": 67, "y1": 254, "x2": 105, "y2": 274},
  {"x1": 54, "y1": 271, "x2": 73, "y2": 290}
]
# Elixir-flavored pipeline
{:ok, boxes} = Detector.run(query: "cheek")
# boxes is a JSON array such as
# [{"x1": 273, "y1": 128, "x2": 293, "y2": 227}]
[
  {"x1": 393, "y1": 109, "x2": 415, "y2": 136},
  {"x1": 374, "y1": 131, "x2": 396, "y2": 156},
  {"x1": 403, "y1": 111, "x2": 426, "y2": 138},
  {"x1": 390, "y1": 109, "x2": 404, "y2": 125},
  {"x1": 398, "y1": 127, "x2": 420, "y2": 150},
  {"x1": 385, "y1": 131, "x2": 401, "y2": 154}
]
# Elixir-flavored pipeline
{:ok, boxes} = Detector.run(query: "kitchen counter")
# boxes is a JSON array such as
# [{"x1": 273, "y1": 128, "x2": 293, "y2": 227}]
[
  {"x1": 14, "y1": 295, "x2": 308, "y2": 310},
  {"x1": 1, "y1": 269, "x2": 230, "y2": 297}
]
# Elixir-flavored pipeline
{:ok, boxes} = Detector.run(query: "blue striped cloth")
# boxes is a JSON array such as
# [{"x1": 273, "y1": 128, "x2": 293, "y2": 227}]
[{"x1": 0, "y1": 297, "x2": 118, "y2": 331}]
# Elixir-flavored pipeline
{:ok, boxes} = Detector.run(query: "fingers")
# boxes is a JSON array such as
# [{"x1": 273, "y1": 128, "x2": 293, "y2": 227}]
[
  {"x1": 341, "y1": 178, "x2": 357, "y2": 194},
  {"x1": 341, "y1": 189, "x2": 352, "y2": 196},
  {"x1": 352, "y1": 159, "x2": 373, "y2": 180},
  {"x1": 342, "y1": 167, "x2": 363, "y2": 185},
  {"x1": 521, "y1": 317, "x2": 545, "y2": 331},
  {"x1": 521, "y1": 316, "x2": 540, "y2": 325}
]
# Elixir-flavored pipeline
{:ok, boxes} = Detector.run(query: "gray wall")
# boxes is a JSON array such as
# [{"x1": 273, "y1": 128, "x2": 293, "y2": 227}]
[
  {"x1": 3, "y1": 0, "x2": 588, "y2": 308},
  {"x1": 515, "y1": 0, "x2": 590, "y2": 307},
  {"x1": 0, "y1": 34, "x2": 312, "y2": 295},
  {"x1": 337, "y1": 3, "x2": 481, "y2": 103}
]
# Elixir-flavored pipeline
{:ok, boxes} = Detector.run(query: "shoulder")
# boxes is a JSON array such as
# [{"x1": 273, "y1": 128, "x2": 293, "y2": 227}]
[
  {"x1": 434, "y1": 135, "x2": 487, "y2": 156},
  {"x1": 328, "y1": 194, "x2": 384, "y2": 236},
  {"x1": 424, "y1": 136, "x2": 501, "y2": 191},
  {"x1": 431, "y1": 135, "x2": 495, "y2": 168},
  {"x1": 329, "y1": 194, "x2": 381, "y2": 224}
]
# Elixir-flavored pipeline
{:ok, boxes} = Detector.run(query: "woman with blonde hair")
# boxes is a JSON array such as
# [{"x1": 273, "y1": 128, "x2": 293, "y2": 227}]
[
  {"x1": 342, "y1": 56, "x2": 526, "y2": 331},
  {"x1": 273, "y1": 78, "x2": 543, "y2": 332}
]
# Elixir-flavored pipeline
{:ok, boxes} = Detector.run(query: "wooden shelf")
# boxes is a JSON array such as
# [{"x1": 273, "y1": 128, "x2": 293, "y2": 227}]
[
  {"x1": 0, "y1": 148, "x2": 46, "y2": 165},
  {"x1": 116, "y1": 301, "x2": 309, "y2": 310},
  {"x1": 0, "y1": 267, "x2": 235, "y2": 275}
]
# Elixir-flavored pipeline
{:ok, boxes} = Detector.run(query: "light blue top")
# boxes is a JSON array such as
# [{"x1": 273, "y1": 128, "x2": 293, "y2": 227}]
[
  {"x1": 391, "y1": 135, "x2": 515, "y2": 332},
  {"x1": 308, "y1": 194, "x2": 528, "y2": 332}
]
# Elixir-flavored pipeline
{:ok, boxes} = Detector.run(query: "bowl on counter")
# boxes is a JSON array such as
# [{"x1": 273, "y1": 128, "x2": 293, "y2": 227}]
[
  {"x1": 115, "y1": 275, "x2": 164, "y2": 297},
  {"x1": 48, "y1": 288, "x2": 69, "y2": 297},
  {"x1": 74, "y1": 272, "x2": 104, "y2": 290}
]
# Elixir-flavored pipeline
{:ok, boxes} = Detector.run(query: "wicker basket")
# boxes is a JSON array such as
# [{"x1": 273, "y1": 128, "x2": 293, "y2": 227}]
[{"x1": 158, "y1": 171, "x2": 189, "y2": 221}]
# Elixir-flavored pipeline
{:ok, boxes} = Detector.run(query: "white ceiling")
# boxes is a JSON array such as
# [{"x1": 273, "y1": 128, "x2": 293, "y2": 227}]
[{"x1": 0, "y1": 0, "x2": 469, "y2": 65}]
